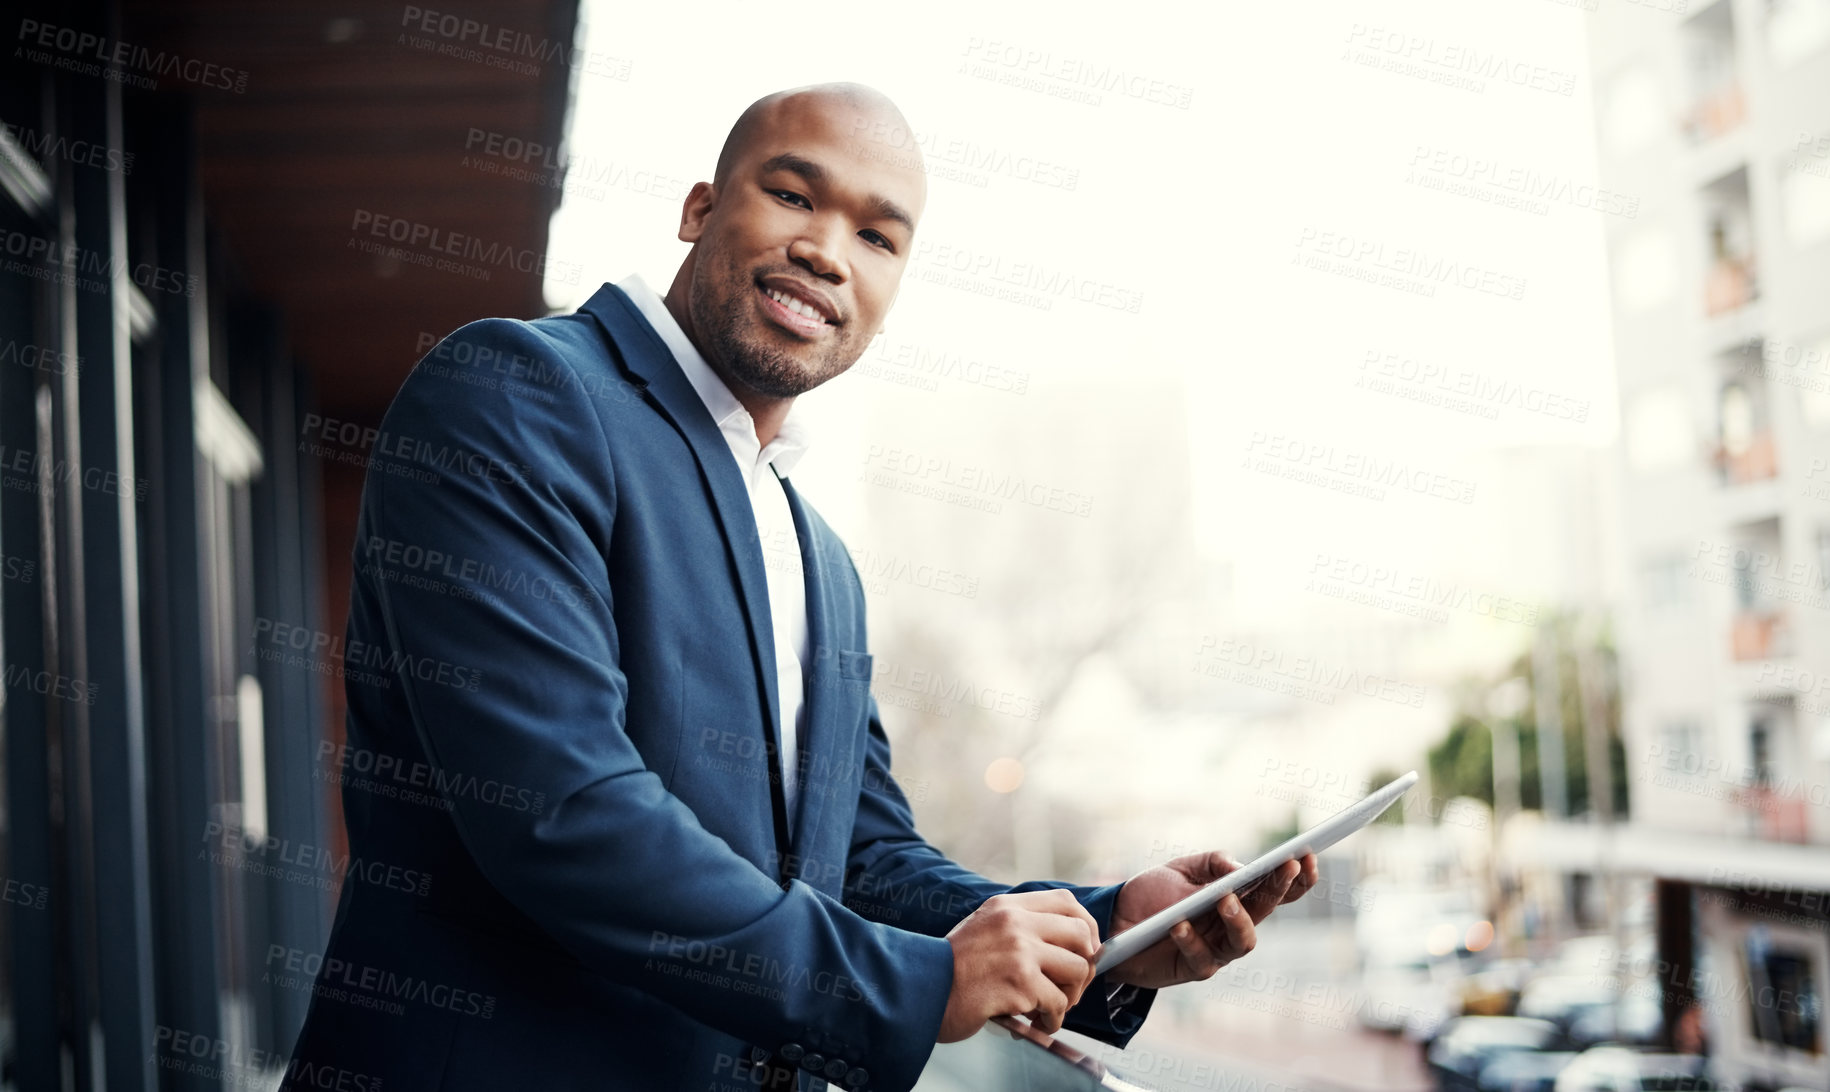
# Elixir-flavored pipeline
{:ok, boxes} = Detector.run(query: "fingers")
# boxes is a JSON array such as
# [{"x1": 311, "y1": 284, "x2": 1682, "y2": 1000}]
[
  {"x1": 996, "y1": 890, "x2": 1101, "y2": 956},
  {"x1": 1169, "y1": 920, "x2": 1224, "y2": 980},
  {"x1": 997, "y1": 1014, "x2": 1053, "y2": 1048},
  {"x1": 1242, "y1": 860, "x2": 1300, "y2": 923},
  {"x1": 948, "y1": 891, "x2": 1105, "y2": 1043},
  {"x1": 1217, "y1": 891, "x2": 1257, "y2": 956},
  {"x1": 975, "y1": 891, "x2": 1098, "y2": 1022},
  {"x1": 1047, "y1": 891, "x2": 1104, "y2": 956},
  {"x1": 1281, "y1": 853, "x2": 1320, "y2": 904},
  {"x1": 1034, "y1": 937, "x2": 1097, "y2": 1000},
  {"x1": 1185, "y1": 850, "x2": 1241, "y2": 883},
  {"x1": 1022, "y1": 977, "x2": 1073, "y2": 1035},
  {"x1": 1024, "y1": 903, "x2": 1101, "y2": 959},
  {"x1": 1168, "y1": 855, "x2": 1319, "y2": 983}
]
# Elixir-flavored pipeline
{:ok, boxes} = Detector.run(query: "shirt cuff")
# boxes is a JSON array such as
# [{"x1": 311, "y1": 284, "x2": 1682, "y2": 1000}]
[{"x1": 1105, "y1": 982, "x2": 1147, "y2": 1036}]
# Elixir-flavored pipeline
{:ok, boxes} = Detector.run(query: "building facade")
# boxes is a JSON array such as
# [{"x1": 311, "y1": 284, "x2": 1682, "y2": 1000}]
[
  {"x1": 1589, "y1": 0, "x2": 1830, "y2": 1086},
  {"x1": 0, "y1": 0, "x2": 576, "y2": 1086}
]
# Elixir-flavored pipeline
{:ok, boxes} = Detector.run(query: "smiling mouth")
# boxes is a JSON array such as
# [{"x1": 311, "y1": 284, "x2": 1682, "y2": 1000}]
[{"x1": 755, "y1": 281, "x2": 837, "y2": 337}]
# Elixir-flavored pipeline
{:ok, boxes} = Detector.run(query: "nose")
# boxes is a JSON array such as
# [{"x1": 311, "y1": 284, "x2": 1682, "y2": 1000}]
[{"x1": 787, "y1": 216, "x2": 849, "y2": 284}]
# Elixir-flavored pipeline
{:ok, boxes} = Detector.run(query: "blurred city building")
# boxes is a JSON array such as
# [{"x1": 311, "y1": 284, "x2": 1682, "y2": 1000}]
[{"x1": 1506, "y1": 2, "x2": 1830, "y2": 1088}]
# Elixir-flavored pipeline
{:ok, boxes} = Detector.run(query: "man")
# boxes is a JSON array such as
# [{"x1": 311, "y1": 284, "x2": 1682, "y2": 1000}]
[{"x1": 284, "y1": 82, "x2": 1318, "y2": 1092}]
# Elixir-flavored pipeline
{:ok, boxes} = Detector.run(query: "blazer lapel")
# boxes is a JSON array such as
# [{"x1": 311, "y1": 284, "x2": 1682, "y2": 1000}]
[
  {"x1": 578, "y1": 284, "x2": 789, "y2": 829},
  {"x1": 777, "y1": 473, "x2": 834, "y2": 858}
]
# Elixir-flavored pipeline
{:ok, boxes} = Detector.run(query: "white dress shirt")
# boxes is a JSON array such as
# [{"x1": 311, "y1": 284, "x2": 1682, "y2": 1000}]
[{"x1": 617, "y1": 274, "x2": 812, "y2": 820}]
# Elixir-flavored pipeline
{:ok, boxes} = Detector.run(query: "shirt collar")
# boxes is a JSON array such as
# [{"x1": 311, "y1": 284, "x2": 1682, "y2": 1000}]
[{"x1": 615, "y1": 273, "x2": 811, "y2": 478}]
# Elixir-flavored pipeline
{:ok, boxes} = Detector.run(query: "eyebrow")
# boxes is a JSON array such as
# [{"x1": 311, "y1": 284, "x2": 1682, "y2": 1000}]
[{"x1": 758, "y1": 152, "x2": 916, "y2": 234}]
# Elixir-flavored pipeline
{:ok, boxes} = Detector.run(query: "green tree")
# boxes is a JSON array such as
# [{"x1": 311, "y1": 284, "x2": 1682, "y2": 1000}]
[
  {"x1": 1426, "y1": 610, "x2": 1630, "y2": 819},
  {"x1": 1367, "y1": 766, "x2": 1409, "y2": 825},
  {"x1": 1259, "y1": 811, "x2": 1302, "y2": 852}
]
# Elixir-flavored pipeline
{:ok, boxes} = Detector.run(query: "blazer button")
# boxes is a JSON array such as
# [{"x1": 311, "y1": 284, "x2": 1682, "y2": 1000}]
[
  {"x1": 800, "y1": 1052, "x2": 826, "y2": 1072},
  {"x1": 843, "y1": 1068, "x2": 868, "y2": 1088},
  {"x1": 750, "y1": 1046, "x2": 770, "y2": 1064},
  {"x1": 779, "y1": 1042, "x2": 804, "y2": 1063},
  {"x1": 823, "y1": 1058, "x2": 849, "y2": 1081}
]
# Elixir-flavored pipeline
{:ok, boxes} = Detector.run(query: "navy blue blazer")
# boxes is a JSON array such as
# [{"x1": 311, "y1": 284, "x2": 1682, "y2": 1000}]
[{"x1": 282, "y1": 283, "x2": 1156, "y2": 1092}]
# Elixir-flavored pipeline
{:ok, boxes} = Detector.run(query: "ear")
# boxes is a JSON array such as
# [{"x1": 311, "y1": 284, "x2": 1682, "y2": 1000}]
[
  {"x1": 678, "y1": 181, "x2": 716, "y2": 244},
  {"x1": 866, "y1": 282, "x2": 902, "y2": 344}
]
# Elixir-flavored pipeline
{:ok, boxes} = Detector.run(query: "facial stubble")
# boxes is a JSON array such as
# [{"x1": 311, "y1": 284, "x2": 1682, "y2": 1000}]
[{"x1": 688, "y1": 246, "x2": 859, "y2": 399}]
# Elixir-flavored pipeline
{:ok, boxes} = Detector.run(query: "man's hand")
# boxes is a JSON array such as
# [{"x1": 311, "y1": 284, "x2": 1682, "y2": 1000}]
[
  {"x1": 1105, "y1": 851, "x2": 1319, "y2": 989},
  {"x1": 938, "y1": 890, "x2": 1100, "y2": 1042}
]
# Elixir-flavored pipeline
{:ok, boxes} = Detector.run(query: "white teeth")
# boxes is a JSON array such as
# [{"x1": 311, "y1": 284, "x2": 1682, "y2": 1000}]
[{"x1": 766, "y1": 287, "x2": 822, "y2": 323}]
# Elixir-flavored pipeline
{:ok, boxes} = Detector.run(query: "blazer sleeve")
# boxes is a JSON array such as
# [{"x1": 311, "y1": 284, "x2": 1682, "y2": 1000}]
[
  {"x1": 361, "y1": 317, "x2": 953, "y2": 1092},
  {"x1": 842, "y1": 693, "x2": 1157, "y2": 1047}
]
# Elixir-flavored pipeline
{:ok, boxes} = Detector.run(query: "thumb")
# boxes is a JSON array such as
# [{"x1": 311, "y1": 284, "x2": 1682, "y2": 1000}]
[{"x1": 1186, "y1": 850, "x2": 1240, "y2": 883}]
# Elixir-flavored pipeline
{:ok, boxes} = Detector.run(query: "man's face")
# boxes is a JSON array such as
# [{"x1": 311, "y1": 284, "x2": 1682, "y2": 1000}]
[{"x1": 679, "y1": 99, "x2": 925, "y2": 399}]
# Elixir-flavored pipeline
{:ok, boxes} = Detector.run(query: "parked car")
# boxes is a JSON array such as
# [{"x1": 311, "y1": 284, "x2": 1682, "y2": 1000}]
[
  {"x1": 1516, "y1": 976, "x2": 1620, "y2": 1048},
  {"x1": 1552, "y1": 1048, "x2": 1714, "y2": 1092},
  {"x1": 1360, "y1": 948, "x2": 1461, "y2": 1037},
  {"x1": 1428, "y1": 1016, "x2": 1560, "y2": 1092},
  {"x1": 1405, "y1": 994, "x2": 1458, "y2": 1045},
  {"x1": 1567, "y1": 991, "x2": 1663, "y2": 1048},
  {"x1": 1478, "y1": 1050, "x2": 1579, "y2": 1092},
  {"x1": 1462, "y1": 958, "x2": 1536, "y2": 1017}
]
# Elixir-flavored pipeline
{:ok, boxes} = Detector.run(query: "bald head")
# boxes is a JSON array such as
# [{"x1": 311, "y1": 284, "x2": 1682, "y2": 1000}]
[
  {"x1": 712, "y1": 82, "x2": 925, "y2": 193},
  {"x1": 661, "y1": 80, "x2": 928, "y2": 425}
]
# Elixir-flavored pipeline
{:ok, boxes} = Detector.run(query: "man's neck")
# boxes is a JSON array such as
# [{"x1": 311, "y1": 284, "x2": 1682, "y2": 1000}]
[{"x1": 662, "y1": 273, "x2": 793, "y2": 448}]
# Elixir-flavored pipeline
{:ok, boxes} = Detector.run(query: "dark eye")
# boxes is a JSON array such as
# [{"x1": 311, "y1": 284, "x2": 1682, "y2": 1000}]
[
  {"x1": 770, "y1": 189, "x2": 811, "y2": 209},
  {"x1": 860, "y1": 229, "x2": 894, "y2": 252}
]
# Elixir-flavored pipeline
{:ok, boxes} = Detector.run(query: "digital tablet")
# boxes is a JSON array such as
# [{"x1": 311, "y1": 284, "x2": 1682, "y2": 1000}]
[{"x1": 1092, "y1": 770, "x2": 1418, "y2": 975}]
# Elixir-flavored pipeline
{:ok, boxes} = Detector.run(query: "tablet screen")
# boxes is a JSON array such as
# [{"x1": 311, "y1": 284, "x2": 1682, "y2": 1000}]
[{"x1": 1092, "y1": 770, "x2": 1418, "y2": 975}]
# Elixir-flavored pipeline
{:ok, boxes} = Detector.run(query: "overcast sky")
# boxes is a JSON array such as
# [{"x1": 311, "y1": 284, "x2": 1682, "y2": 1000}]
[
  {"x1": 539, "y1": 0, "x2": 1627, "y2": 840},
  {"x1": 543, "y1": 0, "x2": 1617, "y2": 535}
]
